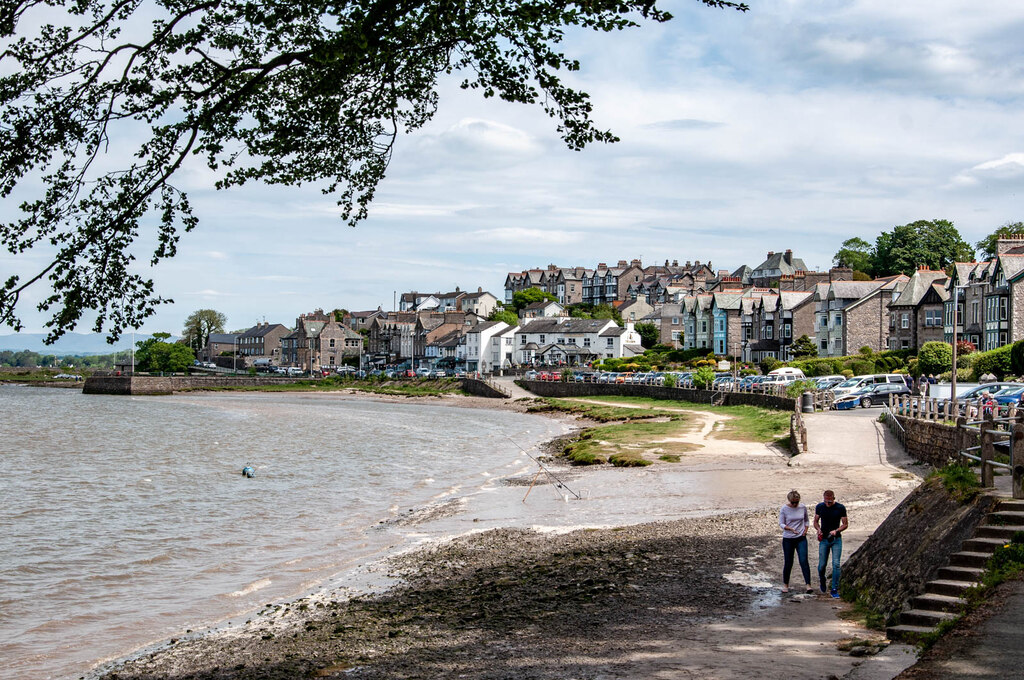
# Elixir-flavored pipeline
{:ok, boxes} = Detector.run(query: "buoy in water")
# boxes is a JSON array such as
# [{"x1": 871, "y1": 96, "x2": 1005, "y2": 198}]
[{"x1": 242, "y1": 465, "x2": 255, "y2": 478}]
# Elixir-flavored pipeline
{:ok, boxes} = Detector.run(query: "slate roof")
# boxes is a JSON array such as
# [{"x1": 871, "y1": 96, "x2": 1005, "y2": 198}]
[
  {"x1": 999, "y1": 254, "x2": 1024, "y2": 282},
  {"x1": 779, "y1": 290, "x2": 814, "y2": 310},
  {"x1": 890, "y1": 270, "x2": 948, "y2": 307},
  {"x1": 240, "y1": 323, "x2": 288, "y2": 339},
  {"x1": 751, "y1": 252, "x2": 808, "y2": 277},
  {"x1": 518, "y1": 318, "x2": 615, "y2": 334}
]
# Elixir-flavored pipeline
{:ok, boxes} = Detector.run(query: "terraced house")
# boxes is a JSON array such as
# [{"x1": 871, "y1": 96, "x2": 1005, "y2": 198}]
[{"x1": 945, "y1": 236, "x2": 1024, "y2": 351}]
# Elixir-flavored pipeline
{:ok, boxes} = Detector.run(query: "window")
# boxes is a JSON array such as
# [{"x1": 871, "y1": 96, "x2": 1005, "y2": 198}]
[
  {"x1": 1000, "y1": 331, "x2": 1008, "y2": 346},
  {"x1": 834, "y1": 313, "x2": 842, "y2": 326},
  {"x1": 671, "y1": 331, "x2": 680, "y2": 340},
  {"x1": 763, "y1": 324, "x2": 773, "y2": 339},
  {"x1": 606, "y1": 338, "x2": 614, "y2": 348},
  {"x1": 539, "y1": 334, "x2": 545, "y2": 343},
  {"x1": 1001, "y1": 297, "x2": 1008, "y2": 320},
  {"x1": 783, "y1": 324, "x2": 792, "y2": 339},
  {"x1": 329, "y1": 338, "x2": 335, "y2": 348},
  {"x1": 972, "y1": 301, "x2": 979, "y2": 324},
  {"x1": 520, "y1": 335, "x2": 527, "y2": 344},
  {"x1": 583, "y1": 337, "x2": 591, "y2": 347},
  {"x1": 901, "y1": 338, "x2": 910, "y2": 349},
  {"x1": 901, "y1": 313, "x2": 910, "y2": 329},
  {"x1": 890, "y1": 313, "x2": 896, "y2": 329},
  {"x1": 925, "y1": 310, "x2": 942, "y2": 327},
  {"x1": 744, "y1": 327, "x2": 753, "y2": 340},
  {"x1": 701, "y1": 321, "x2": 707, "y2": 333},
  {"x1": 672, "y1": 317, "x2": 679, "y2": 325}
]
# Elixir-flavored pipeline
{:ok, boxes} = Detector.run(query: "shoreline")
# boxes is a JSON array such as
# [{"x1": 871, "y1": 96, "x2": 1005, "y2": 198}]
[{"x1": 95, "y1": 392, "x2": 922, "y2": 680}]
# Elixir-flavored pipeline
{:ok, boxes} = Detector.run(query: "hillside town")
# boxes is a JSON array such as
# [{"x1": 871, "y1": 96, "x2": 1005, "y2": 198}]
[{"x1": 197, "y1": 234, "x2": 1024, "y2": 376}]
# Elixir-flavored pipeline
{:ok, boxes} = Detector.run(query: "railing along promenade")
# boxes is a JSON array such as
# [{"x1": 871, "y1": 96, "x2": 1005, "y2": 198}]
[{"x1": 884, "y1": 394, "x2": 1024, "y2": 499}]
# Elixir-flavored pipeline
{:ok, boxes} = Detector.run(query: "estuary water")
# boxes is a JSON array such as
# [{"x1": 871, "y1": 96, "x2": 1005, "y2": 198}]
[{"x1": 0, "y1": 386, "x2": 569, "y2": 679}]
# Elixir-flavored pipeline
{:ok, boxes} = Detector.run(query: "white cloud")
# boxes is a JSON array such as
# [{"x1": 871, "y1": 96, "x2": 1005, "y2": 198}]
[
  {"x1": 467, "y1": 227, "x2": 586, "y2": 246},
  {"x1": 952, "y1": 153, "x2": 1024, "y2": 186}
]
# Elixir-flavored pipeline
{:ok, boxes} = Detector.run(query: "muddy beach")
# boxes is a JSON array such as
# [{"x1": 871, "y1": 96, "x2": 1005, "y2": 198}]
[{"x1": 97, "y1": 393, "x2": 922, "y2": 680}]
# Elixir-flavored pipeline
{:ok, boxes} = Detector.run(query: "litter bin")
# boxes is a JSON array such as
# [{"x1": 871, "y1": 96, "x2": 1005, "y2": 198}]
[{"x1": 801, "y1": 391, "x2": 815, "y2": 413}]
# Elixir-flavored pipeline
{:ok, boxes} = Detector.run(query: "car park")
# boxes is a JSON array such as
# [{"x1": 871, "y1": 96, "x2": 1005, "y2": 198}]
[{"x1": 933, "y1": 382, "x2": 1022, "y2": 414}]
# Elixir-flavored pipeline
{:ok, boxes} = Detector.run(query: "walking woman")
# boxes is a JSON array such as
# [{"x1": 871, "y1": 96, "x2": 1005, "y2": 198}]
[{"x1": 779, "y1": 489, "x2": 813, "y2": 593}]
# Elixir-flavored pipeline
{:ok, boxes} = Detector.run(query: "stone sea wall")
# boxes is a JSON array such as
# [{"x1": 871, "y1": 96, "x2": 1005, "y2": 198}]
[
  {"x1": 893, "y1": 414, "x2": 967, "y2": 468},
  {"x1": 83, "y1": 375, "x2": 297, "y2": 395},
  {"x1": 842, "y1": 476, "x2": 999, "y2": 624}
]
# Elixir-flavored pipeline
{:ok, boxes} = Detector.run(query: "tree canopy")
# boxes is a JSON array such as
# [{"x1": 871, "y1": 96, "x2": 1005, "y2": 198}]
[
  {"x1": 831, "y1": 219, "x2": 975, "y2": 278},
  {"x1": 635, "y1": 321, "x2": 659, "y2": 348},
  {"x1": 181, "y1": 309, "x2": 227, "y2": 354},
  {"x1": 512, "y1": 287, "x2": 557, "y2": 311},
  {"x1": 976, "y1": 221, "x2": 1024, "y2": 260},
  {"x1": 0, "y1": 0, "x2": 747, "y2": 343},
  {"x1": 134, "y1": 332, "x2": 194, "y2": 372}
]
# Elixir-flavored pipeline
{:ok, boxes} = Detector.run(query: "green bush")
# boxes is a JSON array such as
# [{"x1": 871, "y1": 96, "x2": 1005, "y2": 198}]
[
  {"x1": 786, "y1": 379, "x2": 817, "y2": 399},
  {"x1": 848, "y1": 360, "x2": 875, "y2": 376},
  {"x1": 663, "y1": 373, "x2": 678, "y2": 387},
  {"x1": 971, "y1": 344, "x2": 1014, "y2": 380},
  {"x1": 759, "y1": 357, "x2": 782, "y2": 374},
  {"x1": 933, "y1": 461, "x2": 980, "y2": 503},
  {"x1": 918, "y1": 341, "x2": 953, "y2": 376},
  {"x1": 692, "y1": 366, "x2": 716, "y2": 389},
  {"x1": 1012, "y1": 340, "x2": 1024, "y2": 377}
]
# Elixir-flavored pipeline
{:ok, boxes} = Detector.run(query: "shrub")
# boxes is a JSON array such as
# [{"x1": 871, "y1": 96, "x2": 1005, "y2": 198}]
[
  {"x1": 1012, "y1": 340, "x2": 1024, "y2": 376},
  {"x1": 663, "y1": 373, "x2": 678, "y2": 387},
  {"x1": 692, "y1": 366, "x2": 716, "y2": 389},
  {"x1": 918, "y1": 341, "x2": 953, "y2": 376},
  {"x1": 971, "y1": 344, "x2": 1014, "y2": 380},
  {"x1": 933, "y1": 461, "x2": 980, "y2": 503},
  {"x1": 760, "y1": 356, "x2": 782, "y2": 374},
  {"x1": 786, "y1": 379, "x2": 817, "y2": 399},
  {"x1": 848, "y1": 360, "x2": 874, "y2": 376}
]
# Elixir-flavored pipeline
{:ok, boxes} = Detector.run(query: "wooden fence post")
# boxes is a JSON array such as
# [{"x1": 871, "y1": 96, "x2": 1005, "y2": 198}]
[
  {"x1": 980, "y1": 411, "x2": 995, "y2": 488},
  {"x1": 1014, "y1": 422, "x2": 1024, "y2": 500},
  {"x1": 957, "y1": 415, "x2": 970, "y2": 465}
]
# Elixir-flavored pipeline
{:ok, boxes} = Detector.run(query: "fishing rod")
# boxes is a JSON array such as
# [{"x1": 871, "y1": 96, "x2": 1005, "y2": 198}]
[{"x1": 506, "y1": 435, "x2": 582, "y2": 501}]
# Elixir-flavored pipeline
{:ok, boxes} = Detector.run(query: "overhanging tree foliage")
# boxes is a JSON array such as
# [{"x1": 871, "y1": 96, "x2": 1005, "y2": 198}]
[{"x1": 0, "y1": 0, "x2": 747, "y2": 343}]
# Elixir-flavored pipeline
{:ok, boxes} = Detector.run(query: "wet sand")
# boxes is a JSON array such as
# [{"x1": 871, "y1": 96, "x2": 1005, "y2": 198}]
[{"x1": 97, "y1": 392, "x2": 923, "y2": 680}]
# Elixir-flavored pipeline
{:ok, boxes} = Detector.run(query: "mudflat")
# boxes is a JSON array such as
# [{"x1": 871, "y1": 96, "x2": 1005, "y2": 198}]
[{"x1": 98, "y1": 395, "x2": 922, "y2": 680}]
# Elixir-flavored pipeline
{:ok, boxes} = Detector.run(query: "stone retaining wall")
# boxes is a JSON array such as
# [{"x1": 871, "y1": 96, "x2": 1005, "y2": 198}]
[
  {"x1": 83, "y1": 375, "x2": 299, "y2": 395},
  {"x1": 461, "y1": 378, "x2": 509, "y2": 399},
  {"x1": 893, "y1": 414, "x2": 967, "y2": 468},
  {"x1": 842, "y1": 477, "x2": 1000, "y2": 623},
  {"x1": 516, "y1": 380, "x2": 796, "y2": 411}
]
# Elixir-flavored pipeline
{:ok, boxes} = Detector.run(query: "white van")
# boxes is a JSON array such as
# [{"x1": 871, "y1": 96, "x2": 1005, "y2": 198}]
[
  {"x1": 286, "y1": 366, "x2": 305, "y2": 376},
  {"x1": 831, "y1": 373, "x2": 909, "y2": 398},
  {"x1": 769, "y1": 367, "x2": 806, "y2": 378}
]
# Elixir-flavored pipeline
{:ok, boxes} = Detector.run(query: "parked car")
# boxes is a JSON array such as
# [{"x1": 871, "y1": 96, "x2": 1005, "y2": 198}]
[
  {"x1": 430, "y1": 369, "x2": 446, "y2": 378},
  {"x1": 934, "y1": 382, "x2": 1021, "y2": 414},
  {"x1": 524, "y1": 370, "x2": 539, "y2": 380},
  {"x1": 831, "y1": 374, "x2": 909, "y2": 399},
  {"x1": 854, "y1": 382, "x2": 911, "y2": 407}
]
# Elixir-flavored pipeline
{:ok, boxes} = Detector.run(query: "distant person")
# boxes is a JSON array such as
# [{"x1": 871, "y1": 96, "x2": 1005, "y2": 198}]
[
  {"x1": 918, "y1": 374, "x2": 928, "y2": 396},
  {"x1": 814, "y1": 489, "x2": 848, "y2": 598},
  {"x1": 779, "y1": 489, "x2": 813, "y2": 594}
]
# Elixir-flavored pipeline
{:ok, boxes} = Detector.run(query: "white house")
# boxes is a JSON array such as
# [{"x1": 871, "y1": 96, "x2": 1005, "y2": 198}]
[
  {"x1": 464, "y1": 321, "x2": 519, "y2": 373},
  {"x1": 513, "y1": 318, "x2": 642, "y2": 365}
]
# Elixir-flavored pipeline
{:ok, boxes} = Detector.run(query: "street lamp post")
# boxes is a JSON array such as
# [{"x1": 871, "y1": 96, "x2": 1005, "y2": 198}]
[
  {"x1": 233, "y1": 335, "x2": 238, "y2": 374},
  {"x1": 950, "y1": 285, "x2": 962, "y2": 405}
]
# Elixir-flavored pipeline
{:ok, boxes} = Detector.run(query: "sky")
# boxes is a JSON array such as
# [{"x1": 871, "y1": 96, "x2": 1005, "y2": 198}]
[{"x1": 3, "y1": 0, "x2": 1024, "y2": 338}]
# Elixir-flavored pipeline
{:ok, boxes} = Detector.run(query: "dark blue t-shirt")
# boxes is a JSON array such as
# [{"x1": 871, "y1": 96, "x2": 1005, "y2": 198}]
[{"x1": 815, "y1": 501, "x2": 847, "y2": 535}]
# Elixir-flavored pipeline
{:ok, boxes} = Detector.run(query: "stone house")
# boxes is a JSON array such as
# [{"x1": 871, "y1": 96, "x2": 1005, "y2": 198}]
[
  {"x1": 643, "y1": 303, "x2": 684, "y2": 348},
  {"x1": 815, "y1": 277, "x2": 907, "y2": 357},
  {"x1": 616, "y1": 298, "x2": 654, "y2": 325},
  {"x1": 520, "y1": 300, "x2": 566, "y2": 319},
  {"x1": 236, "y1": 322, "x2": 290, "y2": 366},
  {"x1": 887, "y1": 268, "x2": 949, "y2": 351},
  {"x1": 749, "y1": 249, "x2": 808, "y2": 288},
  {"x1": 280, "y1": 310, "x2": 362, "y2": 370},
  {"x1": 202, "y1": 333, "x2": 239, "y2": 362},
  {"x1": 459, "y1": 289, "x2": 500, "y2": 318}
]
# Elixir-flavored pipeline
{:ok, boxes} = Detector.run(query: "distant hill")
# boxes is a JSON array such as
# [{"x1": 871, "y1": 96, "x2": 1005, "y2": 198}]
[{"x1": 0, "y1": 332, "x2": 176, "y2": 355}]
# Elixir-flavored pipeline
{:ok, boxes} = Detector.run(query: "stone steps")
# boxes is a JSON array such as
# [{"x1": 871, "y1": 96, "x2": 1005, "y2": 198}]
[{"x1": 887, "y1": 497, "x2": 1015, "y2": 643}]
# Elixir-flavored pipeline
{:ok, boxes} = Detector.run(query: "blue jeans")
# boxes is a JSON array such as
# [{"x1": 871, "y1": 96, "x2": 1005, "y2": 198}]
[
  {"x1": 818, "y1": 535, "x2": 843, "y2": 592},
  {"x1": 782, "y1": 536, "x2": 810, "y2": 585}
]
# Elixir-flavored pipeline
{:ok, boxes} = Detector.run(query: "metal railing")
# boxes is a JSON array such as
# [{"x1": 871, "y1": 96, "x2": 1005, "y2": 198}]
[{"x1": 880, "y1": 404, "x2": 906, "y2": 449}]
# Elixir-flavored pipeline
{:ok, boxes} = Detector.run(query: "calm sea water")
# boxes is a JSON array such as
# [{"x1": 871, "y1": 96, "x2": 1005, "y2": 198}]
[{"x1": 0, "y1": 386, "x2": 567, "y2": 679}]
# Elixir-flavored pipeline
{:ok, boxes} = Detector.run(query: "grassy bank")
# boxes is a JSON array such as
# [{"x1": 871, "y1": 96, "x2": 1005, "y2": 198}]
[
  {"x1": 182, "y1": 377, "x2": 466, "y2": 397},
  {"x1": 538, "y1": 396, "x2": 791, "y2": 467}
]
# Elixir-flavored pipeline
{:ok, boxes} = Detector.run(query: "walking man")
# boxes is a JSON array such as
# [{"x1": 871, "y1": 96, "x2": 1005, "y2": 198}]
[{"x1": 814, "y1": 489, "x2": 848, "y2": 598}]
